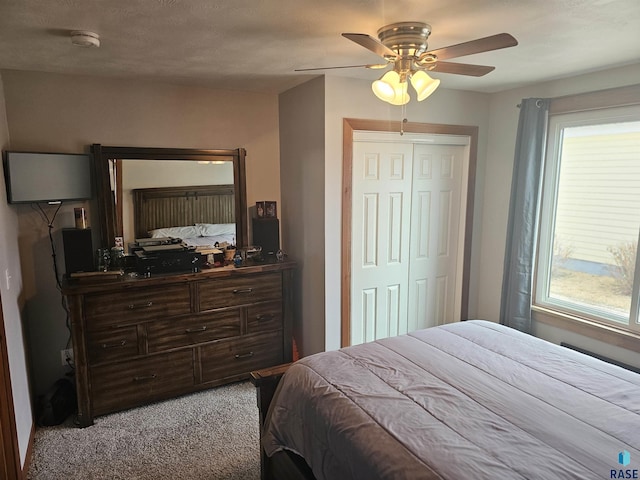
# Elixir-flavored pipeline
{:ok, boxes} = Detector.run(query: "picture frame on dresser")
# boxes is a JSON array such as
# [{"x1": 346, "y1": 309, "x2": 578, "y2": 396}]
[{"x1": 264, "y1": 201, "x2": 277, "y2": 218}]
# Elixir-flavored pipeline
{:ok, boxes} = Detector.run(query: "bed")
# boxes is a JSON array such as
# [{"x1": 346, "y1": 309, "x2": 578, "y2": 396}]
[
  {"x1": 132, "y1": 184, "x2": 237, "y2": 247},
  {"x1": 254, "y1": 320, "x2": 640, "y2": 480}
]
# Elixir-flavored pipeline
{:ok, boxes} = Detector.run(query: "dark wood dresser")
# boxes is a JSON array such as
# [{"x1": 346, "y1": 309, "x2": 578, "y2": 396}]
[{"x1": 62, "y1": 261, "x2": 295, "y2": 427}]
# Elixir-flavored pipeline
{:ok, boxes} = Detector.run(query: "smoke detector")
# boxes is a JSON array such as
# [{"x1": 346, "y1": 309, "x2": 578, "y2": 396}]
[{"x1": 70, "y1": 30, "x2": 100, "y2": 48}]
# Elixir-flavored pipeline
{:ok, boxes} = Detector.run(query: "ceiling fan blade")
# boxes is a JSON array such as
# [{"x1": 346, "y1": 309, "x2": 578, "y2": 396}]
[
  {"x1": 424, "y1": 33, "x2": 517, "y2": 61},
  {"x1": 295, "y1": 63, "x2": 388, "y2": 72},
  {"x1": 428, "y1": 61, "x2": 495, "y2": 77},
  {"x1": 342, "y1": 33, "x2": 398, "y2": 59}
]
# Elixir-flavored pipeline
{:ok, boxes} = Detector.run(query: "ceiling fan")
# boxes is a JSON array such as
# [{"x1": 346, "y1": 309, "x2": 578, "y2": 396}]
[{"x1": 297, "y1": 22, "x2": 518, "y2": 105}]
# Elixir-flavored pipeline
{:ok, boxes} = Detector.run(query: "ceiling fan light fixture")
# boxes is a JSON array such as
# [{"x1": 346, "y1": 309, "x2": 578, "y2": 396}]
[
  {"x1": 410, "y1": 70, "x2": 440, "y2": 101},
  {"x1": 372, "y1": 70, "x2": 410, "y2": 105}
]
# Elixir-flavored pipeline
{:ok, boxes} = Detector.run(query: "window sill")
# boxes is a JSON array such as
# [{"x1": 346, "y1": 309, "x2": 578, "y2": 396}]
[{"x1": 532, "y1": 305, "x2": 640, "y2": 352}]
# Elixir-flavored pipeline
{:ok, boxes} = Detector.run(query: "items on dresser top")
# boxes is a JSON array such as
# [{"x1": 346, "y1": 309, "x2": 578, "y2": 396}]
[
  {"x1": 63, "y1": 261, "x2": 295, "y2": 427},
  {"x1": 127, "y1": 237, "x2": 204, "y2": 275}
]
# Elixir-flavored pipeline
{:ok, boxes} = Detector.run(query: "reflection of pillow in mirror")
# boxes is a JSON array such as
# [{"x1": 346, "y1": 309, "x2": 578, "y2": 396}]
[
  {"x1": 148, "y1": 225, "x2": 201, "y2": 239},
  {"x1": 197, "y1": 223, "x2": 236, "y2": 236}
]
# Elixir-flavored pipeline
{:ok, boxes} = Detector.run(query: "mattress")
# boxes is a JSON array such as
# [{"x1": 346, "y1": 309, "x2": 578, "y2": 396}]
[{"x1": 262, "y1": 320, "x2": 640, "y2": 480}]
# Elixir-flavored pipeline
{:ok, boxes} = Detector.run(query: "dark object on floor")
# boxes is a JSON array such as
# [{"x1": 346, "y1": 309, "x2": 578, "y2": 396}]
[{"x1": 37, "y1": 378, "x2": 77, "y2": 426}]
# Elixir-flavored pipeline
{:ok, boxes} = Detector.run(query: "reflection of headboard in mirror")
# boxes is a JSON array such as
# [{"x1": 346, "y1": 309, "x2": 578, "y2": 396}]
[
  {"x1": 91, "y1": 144, "x2": 247, "y2": 250},
  {"x1": 133, "y1": 184, "x2": 235, "y2": 240}
]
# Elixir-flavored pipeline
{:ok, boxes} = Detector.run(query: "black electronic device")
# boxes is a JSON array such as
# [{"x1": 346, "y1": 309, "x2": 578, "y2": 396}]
[
  {"x1": 252, "y1": 217, "x2": 280, "y2": 256},
  {"x1": 62, "y1": 228, "x2": 94, "y2": 275},
  {"x1": 135, "y1": 249, "x2": 204, "y2": 275},
  {"x1": 3, "y1": 151, "x2": 92, "y2": 204}
]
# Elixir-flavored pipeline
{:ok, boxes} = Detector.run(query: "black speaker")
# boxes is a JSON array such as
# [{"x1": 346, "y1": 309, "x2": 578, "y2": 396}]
[
  {"x1": 62, "y1": 228, "x2": 94, "y2": 275},
  {"x1": 252, "y1": 218, "x2": 280, "y2": 255}
]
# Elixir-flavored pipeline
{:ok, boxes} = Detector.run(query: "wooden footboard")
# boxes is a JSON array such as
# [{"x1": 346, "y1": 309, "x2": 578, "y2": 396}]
[
  {"x1": 250, "y1": 363, "x2": 291, "y2": 430},
  {"x1": 250, "y1": 364, "x2": 316, "y2": 480}
]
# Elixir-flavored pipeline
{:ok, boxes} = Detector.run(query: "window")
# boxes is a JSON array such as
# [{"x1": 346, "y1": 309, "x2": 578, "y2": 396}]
[{"x1": 534, "y1": 105, "x2": 640, "y2": 332}]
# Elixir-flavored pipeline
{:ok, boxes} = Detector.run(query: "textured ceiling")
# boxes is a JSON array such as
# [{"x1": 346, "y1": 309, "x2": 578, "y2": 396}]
[{"x1": 0, "y1": 0, "x2": 639, "y2": 94}]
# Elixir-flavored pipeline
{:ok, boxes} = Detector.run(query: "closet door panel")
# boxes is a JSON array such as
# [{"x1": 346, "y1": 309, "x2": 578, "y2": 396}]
[
  {"x1": 351, "y1": 142, "x2": 413, "y2": 344},
  {"x1": 407, "y1": 144, "x2": 466, "y2": 329}
]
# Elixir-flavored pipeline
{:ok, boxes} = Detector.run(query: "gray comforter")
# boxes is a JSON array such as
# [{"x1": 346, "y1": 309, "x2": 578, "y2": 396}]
[{"x1": 262, "y1": 320, "x2": 640, "y2": 479}]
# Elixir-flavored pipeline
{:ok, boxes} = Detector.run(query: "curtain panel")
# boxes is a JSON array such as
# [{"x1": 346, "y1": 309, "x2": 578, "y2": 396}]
[{"x1": 500, "y1": 98, "x2": 550, "y2": 333}]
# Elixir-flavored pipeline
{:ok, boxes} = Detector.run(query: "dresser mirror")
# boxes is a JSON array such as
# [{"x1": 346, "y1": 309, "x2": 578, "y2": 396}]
[{"x1": 92, "y1": 144, "x2": 247, "y2": 251}]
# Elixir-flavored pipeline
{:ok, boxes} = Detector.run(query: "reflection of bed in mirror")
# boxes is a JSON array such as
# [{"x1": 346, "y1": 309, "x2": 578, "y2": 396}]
[
  {"x1": 91, "y1": 144, "x2": 248, "y2": 250},
  {"x1": 117, "y1": 157, "x2": 234, "y2": 244},
  {"x1": 131, "y1": 184, "x2": 237, "y2": 250}
]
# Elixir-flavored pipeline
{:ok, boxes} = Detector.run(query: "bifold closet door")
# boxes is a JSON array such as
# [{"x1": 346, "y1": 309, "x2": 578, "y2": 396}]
[
  {"x1": 406, "y1": 143, "x2": 466, "y2": 332},
  {"x1": 351, "y1": 142, "x2": 413, "y2": 345},
  {"x1": 350, "y1": 140, "x2": 467, "y2": 345}
]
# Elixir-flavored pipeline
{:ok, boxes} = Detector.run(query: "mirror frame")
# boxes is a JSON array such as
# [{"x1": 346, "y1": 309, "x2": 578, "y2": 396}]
[{"x1": 91, "y1": 144, "x2": 247, "y2": 249}]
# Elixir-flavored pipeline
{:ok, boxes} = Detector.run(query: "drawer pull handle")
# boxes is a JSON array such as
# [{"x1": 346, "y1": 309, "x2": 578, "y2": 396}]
[
  {"x1": 128, "y1": 301, "x2": 153, "y2": 310},
  {"x1": 101, "y1": 340, "x2": 127, "y2": 349},
  {"x1": 234, "y1": 351, "x2": 254, "y2": 359},
  {"x1": 232, "y1": 288, "x2": 253, "y2": 295},
  {"x1": 256, "y1": 314, "x2": 275, "y2": 321},
  {"x1": 133, "y1": 374, "x2": 157, "y2": 382},
  {"x1": 185, "y1": 326, "x2": 207, "y2": 333}
]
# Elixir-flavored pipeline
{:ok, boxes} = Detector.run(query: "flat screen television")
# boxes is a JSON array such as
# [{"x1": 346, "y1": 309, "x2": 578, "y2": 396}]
[{"x1": 3, "y1": 151, "x2": 92, "y2": 204}]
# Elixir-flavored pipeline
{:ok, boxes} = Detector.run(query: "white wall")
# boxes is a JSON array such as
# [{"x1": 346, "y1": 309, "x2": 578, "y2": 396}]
[
  {"x1": 1, "y1": 69, "x2": 281, "y2": 395},
  {"x1": 477, "y1": 63, "x2": 640, "y2": 366},
  {"x1": 323, "y1": 76, "x2": 491, "y2": 351},
  {"x1": 0, "y1": 72, "x2": 33, "y2": 469}
]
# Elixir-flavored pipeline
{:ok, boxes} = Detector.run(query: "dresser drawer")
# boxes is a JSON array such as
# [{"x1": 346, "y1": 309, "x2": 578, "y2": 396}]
[
  {"x1": 198, "y1": 272, "x2": 281, "y2": 310},
  {"x1": 200, "y1": 331, "x2": 283, "y2": 383},
  {"x1": 247, "y1": 301, "x2": 282, "y2": 335},
  {"x1": 91, "y1": 350, "x2": 194, "y2": 416},
  {"x1": 84, "y1": 284, "x2": 191, "y2": 330},
  {"x1": 147, "y1": 310, "x2": 241, "y2": 353},
  {"x1": 86, "y1": 326, "x2": 139, "y2": 364}
]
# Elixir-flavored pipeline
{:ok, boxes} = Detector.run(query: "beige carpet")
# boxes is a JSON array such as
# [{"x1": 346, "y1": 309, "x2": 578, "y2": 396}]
[{"x1": 27, "y1": 381, "x2": 260, "y2": 480}]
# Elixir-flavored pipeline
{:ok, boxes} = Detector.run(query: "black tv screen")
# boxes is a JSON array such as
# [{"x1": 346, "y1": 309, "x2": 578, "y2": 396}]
[{"x1": 3, "y1": 151, "x2": 92, "y2": 204}]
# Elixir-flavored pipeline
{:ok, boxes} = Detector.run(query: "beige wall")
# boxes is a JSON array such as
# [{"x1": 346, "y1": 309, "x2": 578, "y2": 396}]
[
  {"x1": 1, "y1": 69, "x2": 281, "y2": 395},
  {"x1": 0, "y1": 73, "x2": 33, "y2": 469},
  {"x1": 279, "y1": 76, "x2": 325, "y2": 357}
]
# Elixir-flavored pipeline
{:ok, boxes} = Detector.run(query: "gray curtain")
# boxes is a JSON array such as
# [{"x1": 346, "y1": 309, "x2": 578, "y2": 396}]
[{"x1": 500, "y1": 98, "x2": 550, "y2": 333}]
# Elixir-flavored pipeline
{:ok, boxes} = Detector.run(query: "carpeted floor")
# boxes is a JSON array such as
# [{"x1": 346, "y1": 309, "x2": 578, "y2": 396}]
[{"x1": 27, "y1": 381, "x2": 260, "y2": 480}]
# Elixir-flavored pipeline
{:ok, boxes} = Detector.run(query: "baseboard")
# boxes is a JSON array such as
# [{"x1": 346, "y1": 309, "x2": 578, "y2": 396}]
[{"x1": 561, "y1": 342, "x2": 640, "y2": 374}]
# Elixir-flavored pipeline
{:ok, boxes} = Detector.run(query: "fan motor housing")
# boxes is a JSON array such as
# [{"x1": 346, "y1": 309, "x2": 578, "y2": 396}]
[{"x1": 377, "y1": 22, "x2": 432, "y2": 57}]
